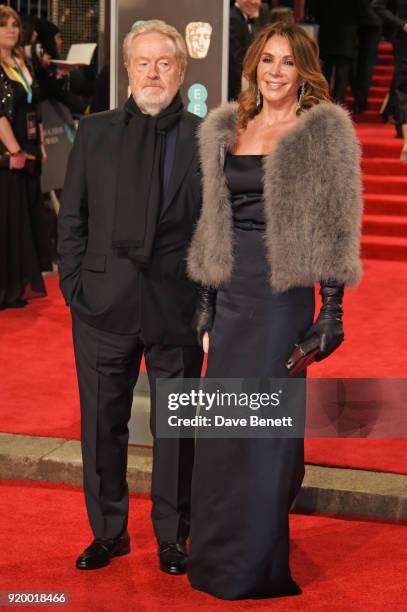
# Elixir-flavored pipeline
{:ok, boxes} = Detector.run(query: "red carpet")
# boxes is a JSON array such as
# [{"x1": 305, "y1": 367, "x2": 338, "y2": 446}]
[
  {"x1": 0, "y1": 272, "x2": 406, "y2": 474},
  {"x1": 1, "y1": 41, "x2": 406, "y2": 473},
  {"x1": 0, "y1": 480, "x2": 406, "y2": 611}
]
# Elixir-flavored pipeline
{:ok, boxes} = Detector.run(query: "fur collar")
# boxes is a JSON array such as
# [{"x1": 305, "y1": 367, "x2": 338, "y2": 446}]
[
  {"x1": 187, "y1": 101, "x2": 363, "y2": 292},
  {"x1": 198, "y1": 100, "x2": 355, "y2": 158}
]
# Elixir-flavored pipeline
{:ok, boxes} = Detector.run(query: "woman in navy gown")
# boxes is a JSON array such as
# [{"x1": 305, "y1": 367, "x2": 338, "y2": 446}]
[{"x1": 186, "y1": 22, "x2": 363, "y2": 600}]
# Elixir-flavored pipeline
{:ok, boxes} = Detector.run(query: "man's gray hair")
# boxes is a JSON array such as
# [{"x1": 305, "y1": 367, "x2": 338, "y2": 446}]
[{"x1": 123, "y1": 19, "x2": 188, "y2": 69}]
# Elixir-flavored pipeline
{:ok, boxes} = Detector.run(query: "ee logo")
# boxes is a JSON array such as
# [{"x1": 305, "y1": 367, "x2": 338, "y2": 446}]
[{"x1": 188, "y1": 83, "x2": 208, "y2": 118}]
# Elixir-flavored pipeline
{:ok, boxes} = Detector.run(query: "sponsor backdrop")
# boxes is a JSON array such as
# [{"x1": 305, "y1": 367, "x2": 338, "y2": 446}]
[
  {"x1": 40, "y1": 100, "x2": 76, "y2": 193},
  {"x1": 110, "y1": 0, "x2": 228, "y2": 444},
  {"x1": 112, "y1": 0, "x2": 229, "y2": 117}
]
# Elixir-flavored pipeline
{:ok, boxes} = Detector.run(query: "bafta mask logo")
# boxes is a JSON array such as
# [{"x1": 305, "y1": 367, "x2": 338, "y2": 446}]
[{"x1": 185, "y1": 22, "x2": 212, "y2": 59}]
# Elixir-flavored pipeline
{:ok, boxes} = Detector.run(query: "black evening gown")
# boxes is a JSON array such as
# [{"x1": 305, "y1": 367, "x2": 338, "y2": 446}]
[
  {"x1": 187, "y1": 154, "x2": 316, "y2": 600},
  {"x1": 0, "y1": 67, "x2": 48, "y2": 309}
]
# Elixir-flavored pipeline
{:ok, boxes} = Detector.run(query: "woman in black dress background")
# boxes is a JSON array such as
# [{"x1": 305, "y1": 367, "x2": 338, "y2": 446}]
[
  {"x1": 187, "y1": 22, "x2": 363, "y2": 599},
  {"x1": 0, "y1": 5, "x2": 49, "y2": 309}
]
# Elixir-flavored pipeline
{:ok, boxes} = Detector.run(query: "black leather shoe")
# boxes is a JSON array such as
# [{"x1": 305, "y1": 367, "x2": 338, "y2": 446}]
[
  {"x1": 76, "y1": 531, "x2": 130, "y2": 570},
  {"x1": 158, "y1": 540, "x2": 187, "y2": 575}
]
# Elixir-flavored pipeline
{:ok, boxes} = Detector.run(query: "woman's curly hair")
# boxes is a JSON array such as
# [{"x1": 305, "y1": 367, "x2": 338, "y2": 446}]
[{"x1": 237, "y1": 21, "x2": 330, "y2": 129}]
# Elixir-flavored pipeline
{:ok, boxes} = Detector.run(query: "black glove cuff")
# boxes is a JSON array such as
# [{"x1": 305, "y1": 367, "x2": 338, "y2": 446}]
[
  {"x1": 195, "y1": 285, "x2": 217, "y2": 344},
  {"x1": 319, "y1": 279, "x2": 344, "y2": 319}
]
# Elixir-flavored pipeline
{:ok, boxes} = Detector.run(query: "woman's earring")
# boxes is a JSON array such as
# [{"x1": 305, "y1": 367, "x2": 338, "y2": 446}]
[
  {"x1": 296, "y1": 82, "x2": 306, "y2": 111},
  {"x1": 256, "y1": 87, "x2": 262, "y2": 108}
]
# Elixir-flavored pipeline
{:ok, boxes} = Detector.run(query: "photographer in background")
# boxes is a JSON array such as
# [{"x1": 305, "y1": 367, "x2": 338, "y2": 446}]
[{"x1": 34, "y1": 18, "x2": 90, "y2": 116}]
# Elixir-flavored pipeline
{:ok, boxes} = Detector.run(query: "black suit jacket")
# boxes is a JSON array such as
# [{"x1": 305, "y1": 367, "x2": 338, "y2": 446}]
[
  {"x1": 229, "y1": 3, "x2": 271, "y2": 100},
  {"x1": 373, "y1": 0, "x2": 407, "y2": 27},
  {"x1": 373, "y1": 0, "x2": 407, "y2": 40},
  {"x1": 309, "y1": 0, "x2": 368, "y2": 58},
  {"x1": 57, "y1": 106, "x2": 202, "y2": 344}
]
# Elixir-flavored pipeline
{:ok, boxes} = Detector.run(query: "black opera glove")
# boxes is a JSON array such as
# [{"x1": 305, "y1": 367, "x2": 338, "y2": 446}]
[
  {"x1": 194, "y1": 285, "x2": 217, "y2": 345},
  {"x1": 303, "y1": 279, "x2": 345, "y2": 362}
]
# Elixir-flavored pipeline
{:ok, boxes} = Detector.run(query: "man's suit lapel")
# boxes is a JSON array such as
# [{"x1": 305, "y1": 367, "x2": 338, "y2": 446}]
[
  {"x1": 107, "y1": 110, "x2": 126, "y2": 205},
  {"x1": 160, "y1": 113, "x2": 196, "y2": 218},
  {"x1": 106, "y1": 109, "x2": 196, "y2": 219}
]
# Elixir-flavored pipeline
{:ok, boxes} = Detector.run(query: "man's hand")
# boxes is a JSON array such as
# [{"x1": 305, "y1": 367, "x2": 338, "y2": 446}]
[{"x1": 40, "y1": 53, "x2": 52, "y2": 68}]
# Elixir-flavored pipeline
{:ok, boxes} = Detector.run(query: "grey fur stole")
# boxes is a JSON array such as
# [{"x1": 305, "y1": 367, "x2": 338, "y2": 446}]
[{"x1": 187, "y1": 101, "x2": 363, "y2": 292}]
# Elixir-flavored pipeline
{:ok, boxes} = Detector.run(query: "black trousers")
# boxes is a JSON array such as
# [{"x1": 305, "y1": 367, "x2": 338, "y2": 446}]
[
  {"x1": 382, "y1": 34, "x2": 407, "y2": 132},
  {"x1": 322, "y1": 56, "x2": 353, "y2": 104},
  {"x1": 393, "y1": 34, "x2": 407, "y2": 126},
  {"x1": 71, "y1": 312, "x2": 203, "y2": 542},
  {"x1": 351, "y1": 24, "x2": 381, "y2": 110}
]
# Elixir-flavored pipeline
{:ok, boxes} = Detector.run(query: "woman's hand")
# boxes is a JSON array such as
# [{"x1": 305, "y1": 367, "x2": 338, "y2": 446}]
[
  {"x1": 40, "y1": 53, "x2": 52, "y2": 68},
  {"x1": 9, "y1": 150, "x2": 27, "y2": 170},
  {"x1": 56, "y1": 66, "x2": 73, "y2": 78},
  {"x1": 202, "y1": 331, "x2": 210, "y2": 354}
]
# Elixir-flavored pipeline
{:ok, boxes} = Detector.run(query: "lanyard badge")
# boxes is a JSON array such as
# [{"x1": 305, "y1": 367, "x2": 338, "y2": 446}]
[
  {"x1": 9, "y1": 63, "x2": 33, "y2": 103},
  {"x1": 26, "y1": 112, "x2": 38, "y2": 141}
]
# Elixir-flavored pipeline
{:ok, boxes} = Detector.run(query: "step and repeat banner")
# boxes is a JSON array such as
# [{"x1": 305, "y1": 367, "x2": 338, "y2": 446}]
[
  {"x1": 40, "y1": 100, "x2": 76, "y2": 193},
  {"x1": 110, "y1": 0, "x2": 229, "y2": 117}
]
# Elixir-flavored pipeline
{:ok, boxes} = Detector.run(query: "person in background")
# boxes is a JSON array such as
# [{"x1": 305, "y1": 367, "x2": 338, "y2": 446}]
[
  {"x1": 20, "y1": 14, "x2": 56, "y2": 264},
  {"x1": 229, "y1": 1, "x2": 271, "y2": 100},
  {"x1": 270, "y1": 6, "x2": 295, "y2": 24},
  {"x1": 20, "y1": 16, "x2": 45, "y2": 95},
  {"x1": 20, "y1": 15, "x2": 37, "y2": 49},
  {"x1": 35, "y1": 18, "x2": 62, "y2": 59},
  {"x1": 88, "y1": 63, "x2": 110, "y2": 113},
  {"x1": 351, "y1": 0, "x2": 382, "y2": 114},
  {"x1": 0, "y1": 4, "x2": 48, "y2": 309},
  {"x1": 34, "y1": 18, "x2": 89, "y2": 115},
  {"x1": 264, "y1": 0, "x2": 305, "y2": 20},
  {"x1": 373, "y1": 0, "x2": 407, "y2": 161},
  {"x1": 308, "y1": 0, "x2": 368, "y2": 104},
  {"x1": 20, "y1": 16, "x2": 56, "y2": 96}
]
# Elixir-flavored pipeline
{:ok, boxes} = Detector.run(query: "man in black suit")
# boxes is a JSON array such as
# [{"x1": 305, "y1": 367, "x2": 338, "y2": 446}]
[
  {"x1": 351, "y1": 0, "x2": 382, "y2": 113},
  {"x1": 229, "y1": 1, "x2": 271, "y2": 100},
  {"x1": 308, "y1": 0, "x2": 370, "y2": 103},
  {"x1": 58, "y1": 20, "x2": 203, "y2": 573}
]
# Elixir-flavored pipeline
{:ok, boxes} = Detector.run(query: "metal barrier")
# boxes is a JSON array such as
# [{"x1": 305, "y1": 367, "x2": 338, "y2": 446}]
[{"x1": 6, "y1": 0, "x2": 48, "y2": 19}]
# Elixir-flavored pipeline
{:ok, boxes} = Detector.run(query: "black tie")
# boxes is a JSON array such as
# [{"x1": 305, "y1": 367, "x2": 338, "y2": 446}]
[{"x1": 247, "y1": 17, "x2": 255, "y2": 38}]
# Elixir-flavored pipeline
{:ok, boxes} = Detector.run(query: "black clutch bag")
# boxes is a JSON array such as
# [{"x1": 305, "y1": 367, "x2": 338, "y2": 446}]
[
  {"x1": 286, "y1": 333, "x2": 321, "y2": 375},
  {"x1": 24, "y1": 157, "x2": 41, "y2": 175}
]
